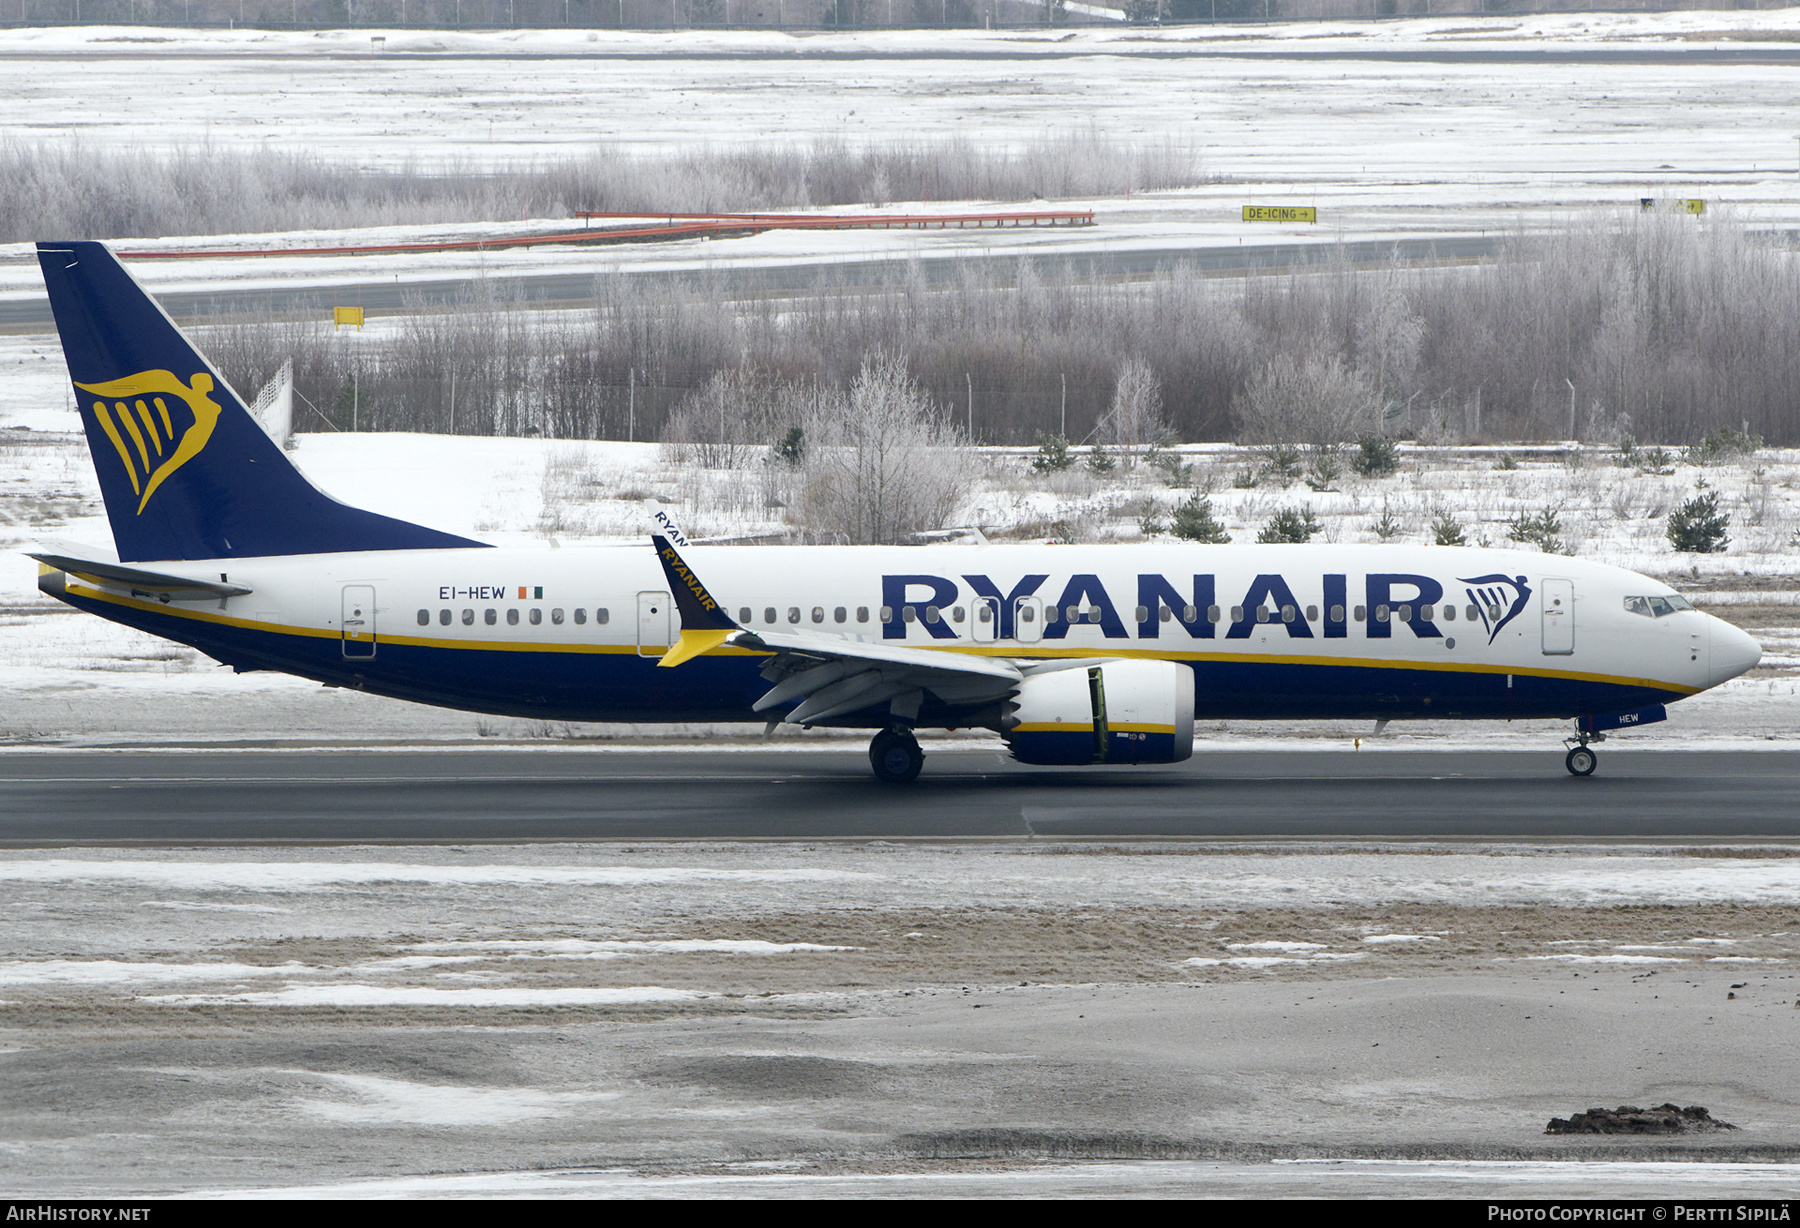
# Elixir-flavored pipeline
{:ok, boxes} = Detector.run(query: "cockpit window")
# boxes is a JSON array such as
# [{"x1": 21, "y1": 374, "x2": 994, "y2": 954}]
[{"x1": 1625, "y1": 594, "x2": 1694, "y2": 618}]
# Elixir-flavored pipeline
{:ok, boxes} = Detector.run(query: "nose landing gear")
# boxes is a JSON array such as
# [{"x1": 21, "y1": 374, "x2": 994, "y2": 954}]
[
  {"x1": 1564, "y1": 720, "x2": 1602, "y2": 777},
  {"x1": 869, "y1": 727, "x2": 925, "y2": 784},
  {"x1": 1565, "y1": 743, "x2": 1598, "y2": 777}
]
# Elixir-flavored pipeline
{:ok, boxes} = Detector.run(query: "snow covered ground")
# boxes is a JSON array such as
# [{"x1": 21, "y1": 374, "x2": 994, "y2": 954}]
[
  {"x1": 6, "y1": 12, "x2": 1800, "y2": 304},
  {"x1": 6, "y1": 838, "x2": 1800, "y2": 1196}
]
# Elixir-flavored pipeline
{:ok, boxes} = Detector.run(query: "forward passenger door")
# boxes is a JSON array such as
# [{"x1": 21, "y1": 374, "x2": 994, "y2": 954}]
[{"x1": 1541, "y1": 578, "x2": 1574, "y2": 655}]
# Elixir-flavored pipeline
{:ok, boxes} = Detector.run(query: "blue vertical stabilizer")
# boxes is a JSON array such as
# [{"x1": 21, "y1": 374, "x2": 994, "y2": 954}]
[{"x1": 37, "y1": 241, "x2": 486, "y2": 562}]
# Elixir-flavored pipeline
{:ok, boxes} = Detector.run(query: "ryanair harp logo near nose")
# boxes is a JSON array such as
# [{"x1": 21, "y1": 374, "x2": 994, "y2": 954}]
[{"x1": 73, "y1": 370, "x2": 223, "y2": 514}]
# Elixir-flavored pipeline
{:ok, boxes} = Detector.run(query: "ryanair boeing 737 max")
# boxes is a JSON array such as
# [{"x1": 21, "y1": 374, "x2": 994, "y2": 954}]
[{"x1": 28, "y1": 242, "x2": 1763, "y2": 781}]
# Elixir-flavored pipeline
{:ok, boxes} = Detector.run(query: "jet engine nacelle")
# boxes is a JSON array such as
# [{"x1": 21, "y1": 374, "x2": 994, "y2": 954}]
[{"x1": 1001, "y1": 659, "x2": 1195, "y2": 766}]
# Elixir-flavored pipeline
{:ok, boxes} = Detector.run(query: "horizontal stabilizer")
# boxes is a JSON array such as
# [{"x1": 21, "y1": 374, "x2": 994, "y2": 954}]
[{"x1": 30, "y1": 551, "x2": 251, "y2": 601}]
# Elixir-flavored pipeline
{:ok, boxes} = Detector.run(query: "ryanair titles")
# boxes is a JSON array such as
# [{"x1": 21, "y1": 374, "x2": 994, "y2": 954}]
[{"x1": 882, "y1": 572, "x2": 1531, "y2": 645}]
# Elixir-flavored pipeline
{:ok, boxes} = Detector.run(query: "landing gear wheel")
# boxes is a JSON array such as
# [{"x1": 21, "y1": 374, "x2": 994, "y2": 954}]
[
  {"x1": 1565, "y1": 745, "x2": 1598, "y2": 777},
  {"x1": 869, "y1": 728, "x2": 924, "y2": 784}
]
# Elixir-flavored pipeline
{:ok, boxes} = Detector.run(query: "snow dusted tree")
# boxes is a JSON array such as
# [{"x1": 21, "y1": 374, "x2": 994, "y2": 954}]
[
  {"x1": 1098, "y1": 357, "x2": 1169, "y2": 458},
  {"x1": 1233, "y1": 353, "x2": 1377, "y2": 448},
  {"x1": 798, "y1": 352, "x2": 974, "y2": 545}
]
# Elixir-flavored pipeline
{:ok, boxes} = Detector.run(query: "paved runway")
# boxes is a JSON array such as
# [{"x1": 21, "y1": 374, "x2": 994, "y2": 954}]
[
  {"x1": 2, "y1": 746, "x2": 1796, "y2": 843},
  {"x1": 0, "y1": 237, "x2": 1501, "y2": 329}
]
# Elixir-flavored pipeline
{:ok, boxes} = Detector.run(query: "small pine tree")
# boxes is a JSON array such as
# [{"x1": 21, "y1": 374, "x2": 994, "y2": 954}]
[
  {"x1": 1370, "y1": 499, "x2": 1404, "y2": 542},
  {"x1": 1257, "y1": 506, "x2": 1322, "y2": 544},
  {"x1": 773, "y1": 425, "x2": 805, "y2": 467},
  {"x1": 1258, "y1": 444, "x2": 1304, "y2": 485},
  {"x1": 1086, "y1": 444, "x2": 1116, "y2": 475},
  {"x1": 1170, "y1": 493, "x2": 1231, "y2": 543},
  {"x1": 1305, "y1": 449, "x2": 1343, "y2": 492},
  {"x1": 1352, "y1": 434, "x2": 1399, "y2": 478},
  {"x1": 1430, "y1": 511, "x2": 1467, "y2": 547},
  {"x1": 1507, "y1": 508, "x2": 1568, "y2": 555},
  {"x1": 1031, "y1": 432, "x2": 1073, "y2": 474},
  {"x1": 1666, "y1": 489, "x2": 1731, "y2": 553}
]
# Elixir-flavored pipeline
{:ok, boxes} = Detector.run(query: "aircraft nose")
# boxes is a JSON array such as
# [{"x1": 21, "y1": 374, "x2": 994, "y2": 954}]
[{"x1": 1709, "y1": 617, "x2": 1762, "y2": 688}]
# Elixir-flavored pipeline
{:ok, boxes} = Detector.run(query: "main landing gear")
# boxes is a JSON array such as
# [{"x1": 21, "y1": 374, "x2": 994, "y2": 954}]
[{"x1": 869, "y1": 727, "x2": 924, "y2": 784}]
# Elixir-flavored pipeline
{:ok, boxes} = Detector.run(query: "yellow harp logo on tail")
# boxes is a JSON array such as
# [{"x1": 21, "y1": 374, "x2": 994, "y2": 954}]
[{"x1": 73, "y1": 370, "x2": 223, "y2": 514}]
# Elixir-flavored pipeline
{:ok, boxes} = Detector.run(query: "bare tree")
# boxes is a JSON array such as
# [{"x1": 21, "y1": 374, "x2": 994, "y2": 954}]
[
  {"x1": 1234, "y1": 353, "x2": 1376, "y2": 447},
  {"x1": 797, "y1": 352, "x2": 974, "y2": 544},
  {"x1": 1097, "y1": 357, "x2": 1169, "y2": 457}
]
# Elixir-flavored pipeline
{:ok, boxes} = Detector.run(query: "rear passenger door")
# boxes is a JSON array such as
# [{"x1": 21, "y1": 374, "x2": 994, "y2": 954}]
[{"x1": 342, "y1": 585, "x2": 376, "y2": 659}]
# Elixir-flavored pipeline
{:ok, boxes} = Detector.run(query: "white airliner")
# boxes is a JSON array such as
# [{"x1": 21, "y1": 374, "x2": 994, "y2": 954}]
[{"x1": 28, "y1": 241, "x2": 1762, "y2": 782}]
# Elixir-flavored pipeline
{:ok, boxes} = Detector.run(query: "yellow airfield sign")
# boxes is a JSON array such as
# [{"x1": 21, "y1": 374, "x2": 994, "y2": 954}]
[{"x1": 1243, "y1": 205, "x2": 1317, "y2": 224}]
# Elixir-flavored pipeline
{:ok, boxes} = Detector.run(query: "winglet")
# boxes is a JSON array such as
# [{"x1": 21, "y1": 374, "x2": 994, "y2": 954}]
[{"x1": 651, "y1": 532, "x2": 740, "y2": 668}]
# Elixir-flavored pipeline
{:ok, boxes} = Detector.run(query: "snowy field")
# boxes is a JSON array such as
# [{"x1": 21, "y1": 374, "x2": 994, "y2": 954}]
[
  {"x1": 5, "y1": 12, "x2": 1800, "y2": 305},
  {"x1": 6, "y1": 838, "x2": 1800, "y2": 1196}
]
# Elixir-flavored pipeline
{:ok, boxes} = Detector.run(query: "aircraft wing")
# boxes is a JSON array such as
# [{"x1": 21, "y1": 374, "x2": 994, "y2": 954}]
[
  {"x1": 650, "y1": 531, "x2": 1020, "y2": 725},
  {"x1": 738, "y1": 626, "x2": 1021, "y2": 725}
]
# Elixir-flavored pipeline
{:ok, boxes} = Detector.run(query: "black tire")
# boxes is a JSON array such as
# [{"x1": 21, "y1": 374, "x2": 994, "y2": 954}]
[
  {"x1": 1566, "y1": 746, "x2": 1598, "y2": 777},
  {"x1": 869, "y1": 728, "x2": 924, "y2": 784}
]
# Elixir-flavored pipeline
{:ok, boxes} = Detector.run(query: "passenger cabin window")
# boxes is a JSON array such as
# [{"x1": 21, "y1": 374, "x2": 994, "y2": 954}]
[
  {"x1": 1354, "y1": 605, "x2": 1367, "y2": 622},
  {"x1": 1330, "y1": 605, "x2": 1344, "y2": 623},
  {"x1": 1306, "y1": 605, "x2": 1318, "y2": 622},
  {"x1": 812, "y1": 607, "x2": 825, "y2": 624},
  {"x1": 551, "y1": 609, "x2": 564, "y2": 625},
  {"x1": 788, "y1": 607, "x2": 801, "y2": 624},
  {"x1": 1207, "y1": 606, "x2": 1221, "y2": 623},
  {"x1": 834, "y1": 607, "x2": 847, "y2": 623},
  {"x1": 952, "y1": 606, "x2": 964, "y2": 623},
  {"x1": 574, "y1": 608, "x2": 587, "y2": 625},
  {"x1": 1018, "y1": 605, "x2": 1035, "y2": 623},
  {"x1": 595, "y1": 608, "x2": 610, "y2": 625},
  {"x1": 1376, "y1": 605, "x2": 1391, "y2": 622},
  {"x1": 463, "y1": 609, "x2": 475, "y2": 626},
  {"x1": 738, "y1": 608, "x2": 751, "y2": 624},
  {"x1": 857, "y1": 607, "x2": 869, "y2": 623},
  {"x1": 416, "y1": 609, "x2": 429, "y2": 626},
  {"x1": 529, "y1": 609, "x2": 542, "y2": 625},
  {"x1": 440, "y1": 609, "x2": 452, "y2": 626},
  {"x1": 764, "y1": 608, "x2": 777, "y2": 624},
  {"x1": 485, "y1": 609, "x2": 497, "y2": 625},
  {"x1": 507, "y1": 609, "x2": 520, "y2": 626},
  {"x1": 1441, "y1": 604, "x2": 1455, "y2": 622},
  {"x1": 879, "y1": 606, "x2": 893, "y2": 622},
  {"x1": 1184, "y1": 605, "x2": 1197, "y2": 623},
  {"x1": 1466, "y1": 604, "x2": 1479, "y2": 621}
]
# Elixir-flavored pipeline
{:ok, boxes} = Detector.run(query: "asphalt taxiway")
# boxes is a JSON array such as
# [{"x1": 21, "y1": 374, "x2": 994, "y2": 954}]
[{"x1": 2, "y1": 746, "x2": 1796, "y2": 843}]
